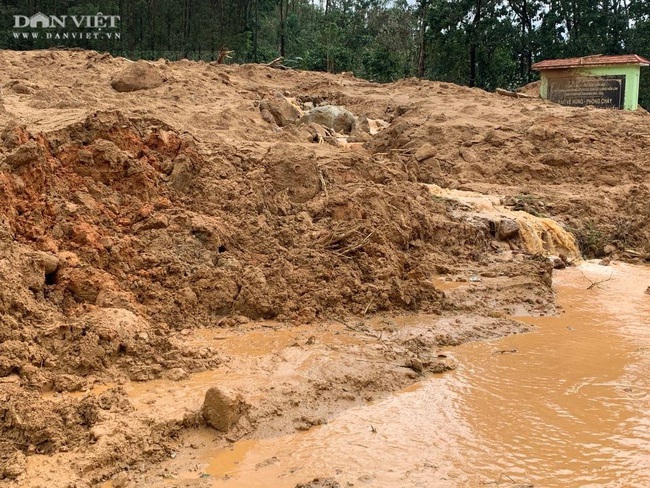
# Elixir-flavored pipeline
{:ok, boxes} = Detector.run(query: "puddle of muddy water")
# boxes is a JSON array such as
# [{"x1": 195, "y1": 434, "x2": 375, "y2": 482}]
[{"x1": 183, "y1": 262, "x2": 650, "y2": 488}]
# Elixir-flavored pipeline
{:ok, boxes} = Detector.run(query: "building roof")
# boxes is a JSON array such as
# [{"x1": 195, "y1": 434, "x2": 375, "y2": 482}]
[{"x1": 532, "y1": 54, "x2": 650, "y2": 70}]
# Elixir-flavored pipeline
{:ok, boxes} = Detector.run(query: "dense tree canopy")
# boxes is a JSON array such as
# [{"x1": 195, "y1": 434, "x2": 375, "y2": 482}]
[{"x1": 1, "y1": 0, "x2": 649, "y2": 107}]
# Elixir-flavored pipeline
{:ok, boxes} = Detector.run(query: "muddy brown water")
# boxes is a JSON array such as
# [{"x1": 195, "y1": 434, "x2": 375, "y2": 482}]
[{"x1": 177, "y1": 262, "x2": 650, "y2": 487}]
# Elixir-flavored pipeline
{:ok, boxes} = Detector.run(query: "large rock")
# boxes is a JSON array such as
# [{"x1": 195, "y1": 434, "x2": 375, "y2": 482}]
[
  {"x1": 497, "y1": 218, "x2": 520, "y2": 241},
  {"x1": 415, "y1": 143, "x2": 437, "y2": 162},
  {"x1": 298, "y1": 106, "x2": 356, "y2": 134},
  {"x1": 259, "y1": 95, "x2": 302, "y2": 127},
  {"x1": 111, "y1": 61, "x2": 164, "y2": 92},
  {"x1": 201, "y1": 387, "x2": 248, "y2": 432}
]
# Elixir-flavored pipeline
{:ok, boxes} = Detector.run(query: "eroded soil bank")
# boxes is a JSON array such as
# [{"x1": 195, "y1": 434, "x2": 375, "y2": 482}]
[{"x1": 0, "y1": 50, "x2": 649, "y2": 486}]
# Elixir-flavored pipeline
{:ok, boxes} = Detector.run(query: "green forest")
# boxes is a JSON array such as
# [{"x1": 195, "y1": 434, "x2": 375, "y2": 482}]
[{"x1": 1, "y1": 0, "x2": 650, "y2": 106}]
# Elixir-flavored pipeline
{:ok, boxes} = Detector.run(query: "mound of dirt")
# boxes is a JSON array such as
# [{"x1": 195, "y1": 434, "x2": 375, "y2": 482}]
[
  {"x1": 517, "y1": 80, "x2": 541, "y2": 97},
  {"x1": 1, "y1": 48, "x2": 648, "y2": 486}
]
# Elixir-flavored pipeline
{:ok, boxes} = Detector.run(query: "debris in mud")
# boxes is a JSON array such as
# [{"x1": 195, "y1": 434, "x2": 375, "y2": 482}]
[
  {"x1": 0, "y1": 451, "x2": 26, "y2": 480},
  {"x1": 201, "y1": 387, "x2": 249, "y2": 432},
  {"x1": 493, "y1": 348, "x2": 518, "y2": 355},
  {"x1": 295, "y1": 478, "x2": 341, "y2": 488}
]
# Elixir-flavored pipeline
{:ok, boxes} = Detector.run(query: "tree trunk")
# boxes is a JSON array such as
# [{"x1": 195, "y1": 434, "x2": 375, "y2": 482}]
[
  {"x1": 417, "y1": 0, "x2": 428, "y2": 78},
  {"x1": 279, "y1": 0, "x2": 287, "y2": 57},
  {"x1": 253, "y1": 0, "x2": 259, "y2": 62},
  {"x1": 469, "y1": 0, "x2": 482, "y2": 87}
]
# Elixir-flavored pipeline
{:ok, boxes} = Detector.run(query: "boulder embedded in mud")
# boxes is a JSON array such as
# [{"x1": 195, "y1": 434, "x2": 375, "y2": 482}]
[
  {"x1": 11, "y1": 83, "x2": 33, "y2": 95},
  {"x1": 497, "y1": 218, "x2": 519, "y2": 241},
  {"x1": 169, "y1": 153, "x2": 195, "y2": 192},
  {"x1": 111, "y1": 61, "x2": 164, "y2": 92},
  {"x1": 33, "y1": 251, "x2": 59, "y2": 275},
  {"x1": 201, "y1": 387, "x2": 248, "y2": 432},
  {"x1": 259, "y1": 95, "x2": 302, "y2": 127},
  {"x1": 298, "y1": 106, "x2": 356, "y2": 134}
]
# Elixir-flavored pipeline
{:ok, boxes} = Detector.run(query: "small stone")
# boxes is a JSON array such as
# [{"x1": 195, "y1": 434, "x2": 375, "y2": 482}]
[
  {"x1": 645, "y1": 286, "x2": 650, "y2": 295},
  {"x1": 165, "y1": 367, "x2": 189, "y2": 381},
  {"x1": 603, "y1": 244, "x2": 617, "y2": 255},
  {"x1": 260, "y1": 108, "x2": 275, "y2": 124},
  {"x1": 550, "y1": 256, "x2": 566, "y2": 269},
  {"x1": 11, "y1": 82, "x2": 33, "y2": 94},
  {"x1": 406, "y1": 357, "x2": 424, "y2": 374},
  {"x1": 34, "y1": 251, "x2": 59, "y2": 275},
  {"x1": 90, "y1": 425, "x2": 110, "y2": 441}
]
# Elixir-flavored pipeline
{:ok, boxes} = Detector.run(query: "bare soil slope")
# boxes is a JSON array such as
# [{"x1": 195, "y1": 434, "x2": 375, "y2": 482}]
[{"x1": 0, "y1": 49, "x2": 648, "y2": 486}]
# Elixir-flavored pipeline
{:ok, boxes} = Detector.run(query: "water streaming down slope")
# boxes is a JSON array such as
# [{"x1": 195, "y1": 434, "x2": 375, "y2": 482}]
[
  {"x1": 426, "y1": 184, "x2": 580, "y2": 259},
  {"x1": 182, "y1": 262, "x2": 650, "y2": 487}
]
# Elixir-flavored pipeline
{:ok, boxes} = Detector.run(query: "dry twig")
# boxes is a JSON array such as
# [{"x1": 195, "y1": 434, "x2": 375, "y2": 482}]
[{"x1": 580, "y1": 270, "x2": 614, "y2": 289}]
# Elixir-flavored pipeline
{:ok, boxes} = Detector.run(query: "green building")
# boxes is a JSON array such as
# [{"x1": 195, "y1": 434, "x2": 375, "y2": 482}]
[{"x1": 532, "y1": 54, "x2": 650, "y2": 111}]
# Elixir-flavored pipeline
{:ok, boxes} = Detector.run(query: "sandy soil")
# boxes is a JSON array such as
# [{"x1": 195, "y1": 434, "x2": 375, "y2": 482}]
[{"x1": 0, "y1": 49, "x2": 648, "y2": 487}]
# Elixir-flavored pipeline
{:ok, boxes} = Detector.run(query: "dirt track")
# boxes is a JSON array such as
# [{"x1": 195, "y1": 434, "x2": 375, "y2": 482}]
[{"x1": 0, "y1": 50, "x2": 648, "y2": 486}]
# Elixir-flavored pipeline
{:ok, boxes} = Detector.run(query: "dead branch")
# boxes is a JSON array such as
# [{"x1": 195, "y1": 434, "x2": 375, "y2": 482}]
[
  {"x1": 362, "y1": 297, "x2": 374, "y2": 315},
  {"x1": 493, "y1": 348, "x2": 517, "y2": 355},
  {"x1": 217, "y1": 47, "x2": 234, "y2": 64},
  {"x1": 333, "y1": 231, "x2": 375, "y2": 256},
  {"x1": 266, "y1": 57, "x2": 290, "y2": 70},
  {"x1": 320, "y1": 226, "x2": 363, "y2": 248},
  {"x1": 317, "y1": 168, "x2": 329, "y2": 199},
  {"x1": 580, "y1": 270, "x2": 614, "y2": 289},
  {"x1": 496, "y1": 87, "x2": 533, "y2": 99}
]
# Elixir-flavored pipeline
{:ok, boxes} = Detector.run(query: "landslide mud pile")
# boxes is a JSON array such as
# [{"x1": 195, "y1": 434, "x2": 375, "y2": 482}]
[
  {"x1": 0, "y1": 49, "x2": 648, "y2": 485},
  {"x1": 363, "y1": 78, "x2": 650, "y2": 256}
]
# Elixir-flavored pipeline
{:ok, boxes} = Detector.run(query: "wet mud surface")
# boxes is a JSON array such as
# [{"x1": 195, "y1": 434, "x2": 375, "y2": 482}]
[{"x1": 122, "y1": 262, "x2": 648, "y2": 488}]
